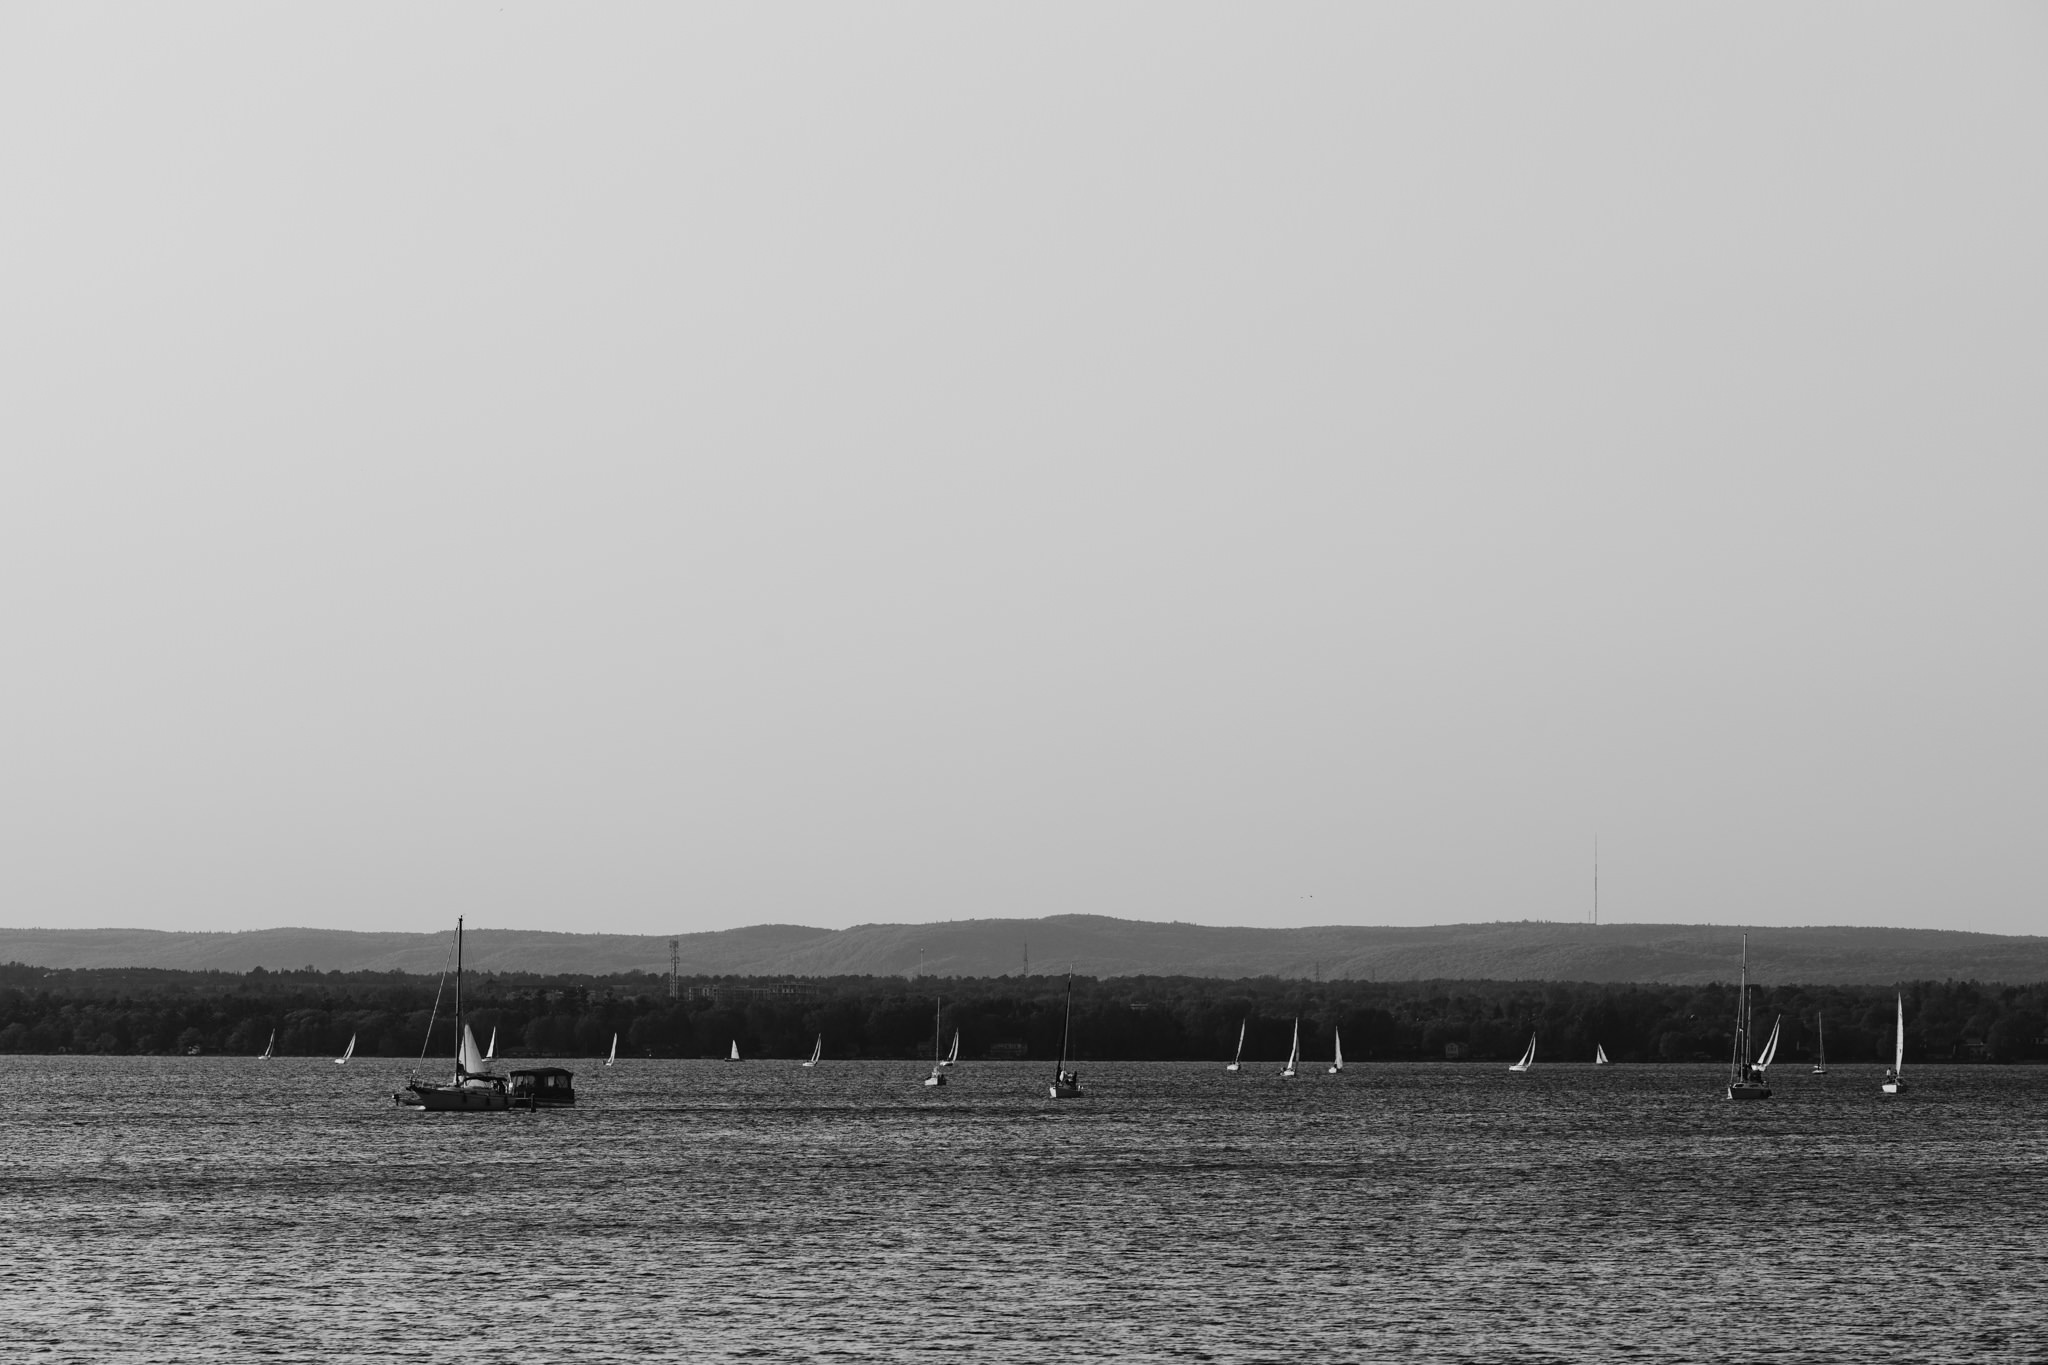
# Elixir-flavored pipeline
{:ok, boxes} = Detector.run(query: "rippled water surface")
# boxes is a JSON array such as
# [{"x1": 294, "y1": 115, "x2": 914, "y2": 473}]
[{"x1": 3, "y1": 1058, "x2": 2044, "y2": 1362}]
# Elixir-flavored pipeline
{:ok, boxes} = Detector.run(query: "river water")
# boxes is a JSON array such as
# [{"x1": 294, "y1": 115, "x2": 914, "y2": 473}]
[{"x1": 2, "y1": 1057, "x2": 2042, "y2": 1362}]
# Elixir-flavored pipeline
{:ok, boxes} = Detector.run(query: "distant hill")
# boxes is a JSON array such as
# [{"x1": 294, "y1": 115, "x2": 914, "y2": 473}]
[{"x1": 2, "y1": 916, "x2": 2045, "y2": 984}]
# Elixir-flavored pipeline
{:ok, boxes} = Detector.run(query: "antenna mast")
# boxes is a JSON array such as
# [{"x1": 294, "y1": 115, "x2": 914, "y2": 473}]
[{"x1": 1594, "y1": 835, "x2": 1599, "y2": 926}]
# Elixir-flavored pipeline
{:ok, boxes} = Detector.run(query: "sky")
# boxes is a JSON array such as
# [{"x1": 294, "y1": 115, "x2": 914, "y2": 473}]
[{"x1": 2, "y1": 4, "x2": 2044, "y2": 938}]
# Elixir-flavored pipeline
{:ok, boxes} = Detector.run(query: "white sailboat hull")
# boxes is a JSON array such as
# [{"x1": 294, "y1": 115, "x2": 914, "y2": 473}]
[
  {"x1": 923, "y1": 1072, "x2": 947, "y2": 1087},
  {"x1": 1726, "y1": 1082, "x2": 1772, "y2": 1101},
  {"x1": 1048, "y1": 1082, "x2": 1079, "y2": 1099},
  {"x1": 1225, "y1": 1062, "x2": 1240, "y2": 1072}
]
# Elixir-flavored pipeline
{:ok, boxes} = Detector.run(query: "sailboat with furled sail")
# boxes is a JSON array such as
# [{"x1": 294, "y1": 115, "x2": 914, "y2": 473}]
[
  {"x1": 604, "y1": 1034, "x2": 617, "y2": 1068},
  {"x1": 1279, "y1": 1018, "x2": 1301, "y2": 1078},
  {"x1": 395, "y1": 916, "x2": 512, "y2": 1111},
  {"x1": 1049, "y1": 976, "x2": 1080, "y2": 1098},
  {"x1": 1508, "y1": 1034, "x2": 1535, "y2": 1072},
  {"x1": 1225, "y1": 1018, "x2": 1246, "y2": 1073},
  {"x1": 259, "y1": 1030, "x2": 275, "y2": 1061},
  {"x1": 1881, "y1": 994, "x2": 1906, "y2": 1094},
  {"x1": 1812, "y1": 1011, "x2": 1828, "y2": 1075},
  {"x1": 1725, "y1": 934, "x2": 1771, "y2": 1100}
]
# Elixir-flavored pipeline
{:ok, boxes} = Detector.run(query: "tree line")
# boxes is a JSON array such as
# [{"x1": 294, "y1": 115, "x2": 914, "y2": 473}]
[{"x1": 2, "y1": 962, "x2": 2045, "y2": 1063}]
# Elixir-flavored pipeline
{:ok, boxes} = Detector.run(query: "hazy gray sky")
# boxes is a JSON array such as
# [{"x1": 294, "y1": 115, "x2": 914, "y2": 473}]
[{"x1": 3, "y1": 4, "x2": 2043, "y2": 937}]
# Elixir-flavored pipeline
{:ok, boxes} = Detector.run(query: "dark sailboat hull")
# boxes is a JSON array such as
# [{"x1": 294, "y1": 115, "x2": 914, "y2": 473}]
[{"x1": 396, "y1": 1083, "x2": 513, "y2": 1112}]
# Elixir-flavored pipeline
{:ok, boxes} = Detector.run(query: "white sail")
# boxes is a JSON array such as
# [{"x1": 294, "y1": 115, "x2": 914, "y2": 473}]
[
  {"x1": 335, "y1": 1033, "x2": 355, "y2": 1065},
  {"x1": 1328, "y1": 1028, "x2": 1344, "y2": 1074},
  {"x1": 729, "y1": 1040, "x2": 740, "y2": 1062},
  {"x1": 260, "y1": 1030, "x2": 274, "y2": 1061},
  {"x1": 804, "y1": 1034, "x2": 822, "y2": 1067},
  {"x1": 605, "y1": 1033, "x2": 617, "y2": 1067},
  {"x1": 1227, "y1": 1018, "x2": 1245, "y2": 1071},
  {"x1": 1755, "y1": 1016, "x2": 1782, "y2": 1071},
  {"x1": 484, "y1": 1027, "x2": 496, "y2": 1061},
  {"x1": 1508, "y1": 1033, "x2": 1535, "y2": 1072},
  {"x1": 1281, "y1": 1018, "x2": 1300, "y2": 1076},
  {"x1": 943, "y1": 1029, "x2": 960, "y2": 1066},
  {"x1": 1594, "y1": 1044, "x2": 1610, "y2": 1065},
  {"x1": 1893, "y1": 995, "x2": 1905, "y2": 1075},
  {"x1": 459, "y1": 1024, "x2": 486, "y2": 1076}
]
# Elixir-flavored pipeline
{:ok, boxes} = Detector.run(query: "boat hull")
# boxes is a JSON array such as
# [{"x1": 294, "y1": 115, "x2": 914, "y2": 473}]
[
  {"x1": 1725, "y1": 1083, "x2": 1772, "y2": 1101},
  {"x1": 1224, "y1": 1063, "x2": 1240, "y2": 1072},
  {"x1": 1048, "y1": 1083, "x2": 1079, "y2": 1099},
  {"x1": 396, "y1": 1082, "x2": 515, "y2": 1111},
  {"x1": 1881, "y1": 1082, "x2": 1903, "y2": 1094}
]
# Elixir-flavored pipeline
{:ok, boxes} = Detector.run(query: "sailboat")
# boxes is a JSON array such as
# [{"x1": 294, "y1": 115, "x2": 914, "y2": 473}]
[
  {"x1": 1225, "y1": 1018, "x2": 1246, "y2": 1072},
  {"x1": 728, "y1": 1041, "x2": 740, "y2": 1062},
  {"x1": 923, "y1": 998, "x2": 948, "y2": 1087},
  {"x1": 1594, "y1": 1044, "x2": 1610, "y2": 1066},
  {"x1": 1280, "y1": 1018, "x2": 1301, "y2": 1078},
  {"x1": 395, "y1": 916, "x2": 513, "y2": 1111},
  {"x1": 1881, "y1": 994, "x2": 1906, "y2": 1094},
  {"x1": 1508, "y1": 1034, "x2": 1536, "y2": 1072},
  {"x1": 1812, "y1": 1010, "x2": 1828, "y2": 1075},
  {"x1": 259, "y1": 1030, "x2": 275, "y2": 1061},
  {"x1": 484, "y1": 1027, "x2": 496, "y2": 1062},
  {"x1": 1049, "y1": 976, "x2": 1080, "y2": 1098},
  {"x1": 940, "y1": 1029, "x2": 960, "y2": 1069},
  {"x1": 604, "y1": 1034, "x2": 617, "y2": 1068},
  {"x1": 1725, "y1": 934, "x2": 1771, "y2": 1100},
  {"x1": 335, "y1": 1034, "x2": 355, "y2": 1065},
  {"x1": 1327, "y1": 1027, "x2": 1344, "y2": 1075},
  {"x1": 803, "y1": 1034, "x2": 822, "y2": 1068}
]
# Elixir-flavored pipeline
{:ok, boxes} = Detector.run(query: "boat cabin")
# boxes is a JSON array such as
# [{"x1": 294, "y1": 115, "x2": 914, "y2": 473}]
[{"x1": 508, "y1": 1068, "x2": 577, "y2": 1107}]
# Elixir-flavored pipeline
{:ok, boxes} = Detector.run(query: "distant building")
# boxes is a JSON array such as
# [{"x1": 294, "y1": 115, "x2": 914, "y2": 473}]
[
  {"x1": 986, "y1": 1042, "x2": 1029, "y2": 1059},
  {"x1": 1443, "y1": 1042, "x2": 1466, "y2": 1060}
]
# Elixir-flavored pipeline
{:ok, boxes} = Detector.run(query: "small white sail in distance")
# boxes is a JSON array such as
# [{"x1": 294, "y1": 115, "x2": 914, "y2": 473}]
[
  {"x1": 803, "y1": 1034, "x2": 822, "y2": 1068},
  {"x1": 1754, "y1": 1016, "x2": 1783, "y2": 1072},
  {"x1": 1508, "y1": 1034, "x2": 1536, "y2": 1072},
  {"x1": 1280, "y1": 1018, "x2": 1300, "y2": 1078},
  {"x1": 259, "y1": 1030, "x2": 274, "y2": 1060},
  {"x1": 941, "y1": 1029, "x2": 960, "y2": 1067},
  {"x1": 1327, "y1": 1028, "x2": 1343, "y2": 1075},
  {"x1": 1226, "y1": 1018, "x2": 1245, "y2": 1072},
  {"x1": 605, "y1": 1033, "x2": 617, "y2": 1067},
  {"x1": 729, "y1": 1040, "x2": 740, "y2": 1062},
  {"x1": 484, "y1": 1027, "x2": 496, "y2": 1062},
  {"x1": 1594, "y1": 1044, "x2": 1610, "y2": 1065},
  {"x1": 335, "y1": 1034, "x2": 356, "y2": 1065},
  {"x1": 1882, "y1": 995, "x2": 1905, "y2": 1093}
]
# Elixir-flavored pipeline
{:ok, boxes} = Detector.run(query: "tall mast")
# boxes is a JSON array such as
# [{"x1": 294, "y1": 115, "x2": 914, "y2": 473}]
[
  {"x1": 1057, "y1": 975, "x2": 1072, "y2": 1076},
  {"x1": 455, "y1": 915, "x2": 465, "y2": 1071},
  {"x1": 1593, "y1": 836, "x2": 1598, "y2": 926}
]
